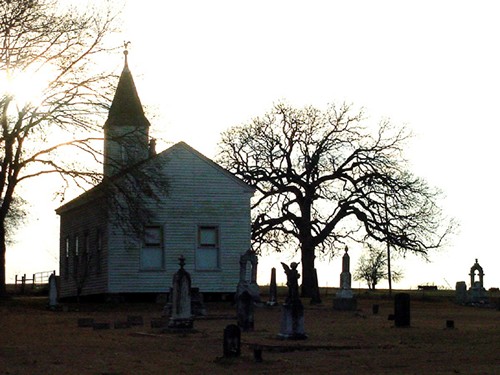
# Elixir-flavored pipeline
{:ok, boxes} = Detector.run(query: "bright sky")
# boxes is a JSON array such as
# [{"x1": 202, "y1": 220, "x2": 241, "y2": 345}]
[{"x1": 7, "y1": 1, "x2": 500, "y2": 290}]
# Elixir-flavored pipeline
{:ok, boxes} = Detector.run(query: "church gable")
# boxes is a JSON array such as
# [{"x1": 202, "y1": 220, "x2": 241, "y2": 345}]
[{"x1": 152, "y1": 142, "x2": 254, "y2": 196}]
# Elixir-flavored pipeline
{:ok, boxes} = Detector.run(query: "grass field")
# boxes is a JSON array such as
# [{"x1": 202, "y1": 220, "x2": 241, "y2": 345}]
[{"x1": 1, "y1": 289, "x2": 499, "y2": 374}]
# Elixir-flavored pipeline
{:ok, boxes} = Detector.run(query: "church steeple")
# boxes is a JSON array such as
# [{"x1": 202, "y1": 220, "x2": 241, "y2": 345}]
[{"x1": 103, "y1": 44, "x2": 150, "y2": 177}]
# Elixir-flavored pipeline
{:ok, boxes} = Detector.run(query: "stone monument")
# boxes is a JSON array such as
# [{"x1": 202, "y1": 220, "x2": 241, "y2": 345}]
[
  {"x1": 394, "y1": 292, "x2": 411, "y2": 327},
  {"x1": 278, "y1": 262, "x2": 307, "y2": 340},
  {"x1": 266, "y1": 267, "x2": 278, "y2": 306},
  {"x1": 455, "y1": 281, "x2": 467, "y2": 304},
  {"x1": 223, "y1": 324, "x2": 241, "y2": 358},
  {"x1": 455, "y1": 259, "x2": 489, "y2": 305},
  {"x1": 48, "y1": 273, "x2": 58, "y2": 310},
  {"x1": 167, "y1": 255, "x2": 194, "y2": 329},
  {"x1": 333, "y1": 247, "x2": 357, "y2": 311},
  {"x1": 235, "y1": 249, "x2": 260, "y2": 331},
  {"x1": 236, "y1": 249, "x2": 261, "y2": 303},
  {"x1": 468, "y1": 259, "x2": 488, "y2": 304},
  {"x1": 237, "y1": 290, "x2": 254, "y2": 331}
]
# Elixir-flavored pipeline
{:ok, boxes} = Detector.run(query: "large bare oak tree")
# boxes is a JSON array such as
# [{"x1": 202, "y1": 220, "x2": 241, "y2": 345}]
[
  {"x1": 218, "y1": 102, "x2": 455, "y2": 299},
  {"x1": 0, "y1": 0, "x2": 119, "y2": 296}
]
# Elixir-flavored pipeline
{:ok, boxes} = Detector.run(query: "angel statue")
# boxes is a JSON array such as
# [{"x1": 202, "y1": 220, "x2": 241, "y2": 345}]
[{"x1": 281, "y1": 262, "x2": 300, "y2": 302}]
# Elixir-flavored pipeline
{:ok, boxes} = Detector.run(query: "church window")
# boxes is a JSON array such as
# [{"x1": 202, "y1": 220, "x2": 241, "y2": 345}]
[
  {"x1": 95, "y1": 229, "x2": 102, "y2": 274},
  {"x1": 196, "y1": 226, "x2": 220, "y2": 270},
  {"x1": 73, "y1": 235, "x2": 80, "y2": 275},
  {"x1": 64, "y1": 237, "x2": 70, "y2": 278},
  {"x1": 140, "y1": 226, "x2": 163, "y2": 270}
]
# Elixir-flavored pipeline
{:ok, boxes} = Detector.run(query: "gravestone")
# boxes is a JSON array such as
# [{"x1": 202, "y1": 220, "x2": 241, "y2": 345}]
[
  {"x1": 114, "y1": 320, "x2": 131, "y2": 329},
  {"x1": 77, "y1": 318, "x2": 95, "y2": 328},
  {"x1": 48, "y1": 273, "x2": 58, "y2": 310},
  {"x1": 150, "y1": 317, "x2": 168, "y2": 328},
  {"x1": 163, "y1": 287, "x2": 206, "y2": 317},
  {"x1": 310, "y1": 268, "x2": 322, "y2": 305},
  {"x1": 455, "y1": 281, "x2": 467, "y2": 304},
  {"x1": 223, "y1": 324, "x2": 241, "y2": 358},
  {"x1": 468, "y1": 259, "x2": 488, "y2": 304},
  {"x1": 333, "y1": 247, "x2": 357, "y2": 311},
  {"x1": 394, "y1": 293, "x2": 410, "y2": 327},
  {"x1": 93, "y1": 322, "x2": 111, "y2": 330},
  {"x1": 266, "y1": 267, "x2": 278, "y2": 306},
  {"x1": 168, "y1": 255, "x2": 194, "y2": 329},
  {"x1": 237, "y1": 290, "x2": 254, "y2": 331},
  {"x1": 278, "y1": 262, "x2": 307, "y2": 340},
  {"x1": 235, "y1": 249, "x2": 260, "y2": 330},
  {"x1": 127, "y1": 315, "x2": 144, "y2": 326},
  {"x1": 236, "y1": 249, "x2": 261, "y2": 304}
]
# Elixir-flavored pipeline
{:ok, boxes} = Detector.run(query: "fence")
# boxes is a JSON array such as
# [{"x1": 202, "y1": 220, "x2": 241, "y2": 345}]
[{"x1": 15, "y1": 270, "x2": 56, "y2": 291}]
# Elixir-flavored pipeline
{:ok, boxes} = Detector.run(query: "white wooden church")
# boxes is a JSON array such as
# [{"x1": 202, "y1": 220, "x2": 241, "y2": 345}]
[{"x1": 56, "y1": 52, "x2": 254, "y2": 299}]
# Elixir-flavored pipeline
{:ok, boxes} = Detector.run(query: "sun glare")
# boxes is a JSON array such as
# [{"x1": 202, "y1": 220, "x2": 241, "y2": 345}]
[{"x1": 0, "y1": 64, "x2": 54, "y2": 109}]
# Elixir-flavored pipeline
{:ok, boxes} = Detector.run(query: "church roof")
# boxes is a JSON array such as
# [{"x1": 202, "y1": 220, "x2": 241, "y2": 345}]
[
  {"x1": 104, "y1": 50, "x2": 150, "y2": 129},
  {"x1": 55, "y1": 141, "x2": 255, "y2": 215}
]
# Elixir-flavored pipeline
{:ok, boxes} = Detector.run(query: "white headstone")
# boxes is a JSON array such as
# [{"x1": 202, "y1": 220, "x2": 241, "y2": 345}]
[{"x1": 48, "y1": 274, "x2": 58, "y2": 309}]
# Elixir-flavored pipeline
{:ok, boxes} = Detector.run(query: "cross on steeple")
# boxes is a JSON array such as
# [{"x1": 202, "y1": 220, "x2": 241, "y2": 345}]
[{"x1": 123, "y1": 41, "x2": 131, "y2": 66}]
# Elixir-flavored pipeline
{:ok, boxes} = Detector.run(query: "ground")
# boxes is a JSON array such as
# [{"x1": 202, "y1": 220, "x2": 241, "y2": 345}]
[{"x1": 1, "y1": 290, "x2": 499, "y2": 374}]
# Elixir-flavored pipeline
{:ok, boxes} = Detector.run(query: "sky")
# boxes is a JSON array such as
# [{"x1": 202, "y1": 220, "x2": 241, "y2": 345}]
[{"x1": 7, "y1": 1, "x2": 500, "y2": 290}]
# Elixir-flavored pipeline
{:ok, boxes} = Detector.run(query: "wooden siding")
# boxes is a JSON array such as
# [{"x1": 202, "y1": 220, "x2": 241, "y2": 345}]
[
  {"x1": 58, "y1": 196, "x2": 109, "y2": 298},
  {"x1": 57, "y1": 142, "x2": 253, "y2": 297},
  {"x1": 107, "y1": 143, "x2": 252, "y2": 294}
]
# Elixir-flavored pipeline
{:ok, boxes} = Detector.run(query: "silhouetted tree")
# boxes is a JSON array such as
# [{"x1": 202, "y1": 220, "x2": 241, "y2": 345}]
[
  {"x1": 218, "y1": 102, "x2": 455, "y2": 298},
  {"x1": 354, "y1": 243, "x2": 403, "y2": 290},
  {"x1": 0, "y1": 0, "x2": 119, "y2": 296}
]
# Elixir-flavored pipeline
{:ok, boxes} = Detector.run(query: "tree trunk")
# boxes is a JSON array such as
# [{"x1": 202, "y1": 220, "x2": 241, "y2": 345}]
[
  {"x1": 0, "y1": 225, "x2": 7, "y2": 297},
  {"x1": 300, "y1": 246, "x2": 317, "y2": 298}
]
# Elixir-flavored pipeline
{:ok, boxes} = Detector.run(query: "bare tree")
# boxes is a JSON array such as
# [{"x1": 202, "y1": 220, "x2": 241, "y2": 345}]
[
  {"x1": 353, "y1": 243, "x2": 403, "y2": 290},
  {"x1": 0, "y1": 0, "x2": 120, "y2": 296},
  {"x1": 217, "y1": 102, "x2": 455, "y2": 299}
]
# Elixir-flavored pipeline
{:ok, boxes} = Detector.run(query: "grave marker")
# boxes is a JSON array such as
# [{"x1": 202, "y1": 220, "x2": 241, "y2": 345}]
[
  {"x1": 223, "y1": 324, "x2": 241, "y2": 358},
  {"x1": 394, "y1": 293, "x2": 410, "y2": 327},
  {"x1": 168, "y1": 255, "x2": 194, "y2": 329},
  {"x1": 333, "y1": 247, "x2": 357, "y2": 311},
  {"x1": 266, "y1": 267, "x2": 278, "y2": 307},
  {"x1": 48, "y1": 273, "x2": 58, "y2": 310},
  {"x1": 278, "y1": 262, "x2": 307, "y2": 340}
]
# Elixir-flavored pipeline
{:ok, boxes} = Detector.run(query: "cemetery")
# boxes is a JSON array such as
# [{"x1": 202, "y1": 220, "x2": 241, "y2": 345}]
[{"x1": 1, "y1": 266, "x2": 499, "y2": 374}]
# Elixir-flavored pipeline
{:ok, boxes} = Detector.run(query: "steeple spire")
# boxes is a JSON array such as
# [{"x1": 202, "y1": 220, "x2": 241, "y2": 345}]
[
  {"x1": 104, "y1": 44, "x2": 150, "y2": 129},
  {"x1": 103, "y1": 45, "x2": 151, "y2": 177}
]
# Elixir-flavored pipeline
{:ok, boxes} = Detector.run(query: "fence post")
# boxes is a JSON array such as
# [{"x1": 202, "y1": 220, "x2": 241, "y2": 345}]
[{"x1": 21, "y1": 274, "x2": 26, "y2": 293}]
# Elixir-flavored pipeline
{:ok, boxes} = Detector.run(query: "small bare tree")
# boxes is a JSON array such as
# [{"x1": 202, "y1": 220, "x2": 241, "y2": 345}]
[{"x1": 354, "y1": 243, "x2": 403, "y2": 290}]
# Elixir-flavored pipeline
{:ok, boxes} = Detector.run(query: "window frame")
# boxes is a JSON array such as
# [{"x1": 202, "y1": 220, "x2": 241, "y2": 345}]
[
  {"x1": 195, "y1": 225, "x2": 220, "y2": 271},
  {"x1": 73, "y1": 234, "x2": 80, "y2": 275},
  {"x1": 64, "y1": 236, "x2": 70, "y2": 278},
  {"x1": 140, "y1": 225, "x2": 164, "y2": 271},
  {"x1": 95, "y1": 228, "x2": 102, "y2": 274}
]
